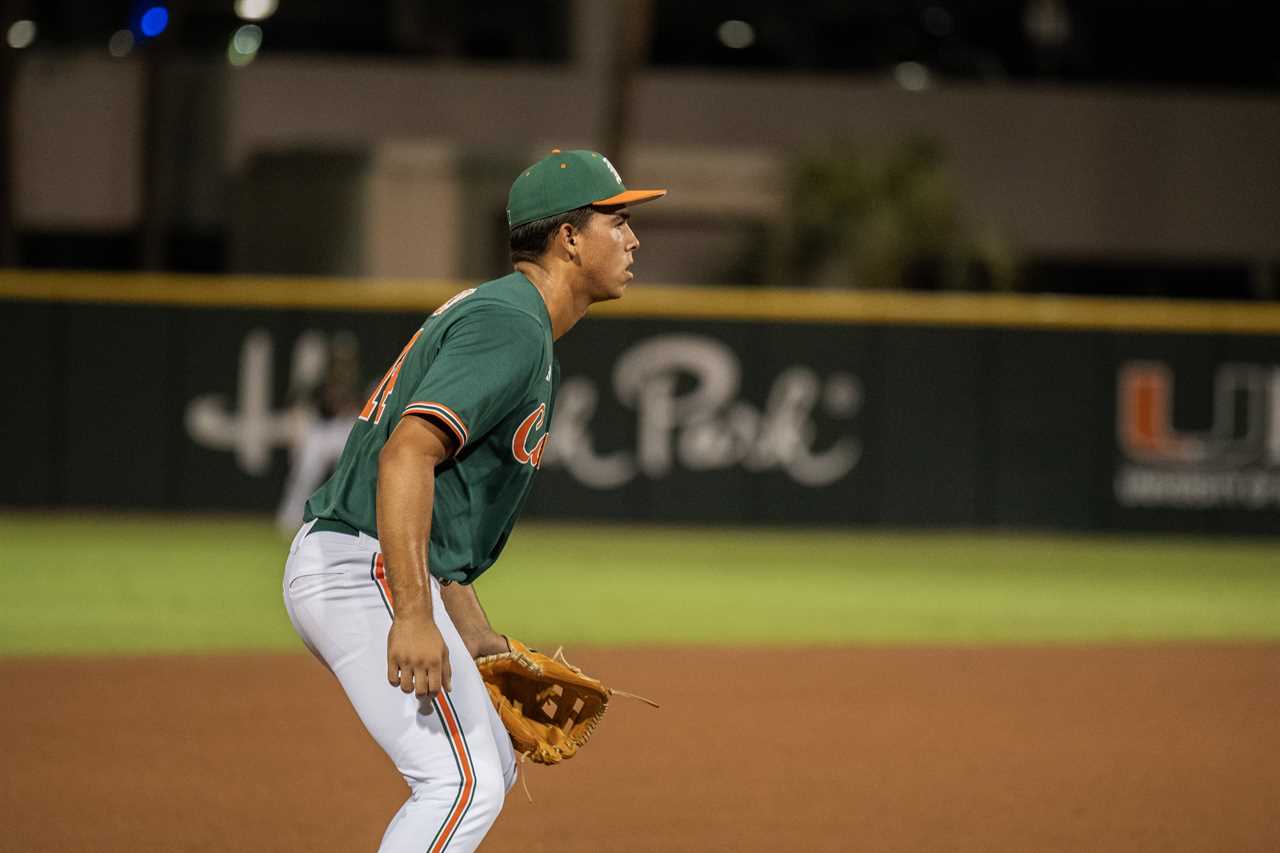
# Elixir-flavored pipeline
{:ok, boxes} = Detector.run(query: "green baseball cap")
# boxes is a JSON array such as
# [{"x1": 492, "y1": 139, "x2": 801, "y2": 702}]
[{"x1": 507, "y1": 149, "x2": 667, "y2": 229}]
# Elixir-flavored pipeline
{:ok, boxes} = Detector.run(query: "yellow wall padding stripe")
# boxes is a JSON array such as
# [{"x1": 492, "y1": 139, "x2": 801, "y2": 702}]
[
  {"x1": 2, "y1": 270, "x2": 1279, "y2": 334},
  {"x1": 0, "y1": 271, "x2": 463, "y2": 313}
]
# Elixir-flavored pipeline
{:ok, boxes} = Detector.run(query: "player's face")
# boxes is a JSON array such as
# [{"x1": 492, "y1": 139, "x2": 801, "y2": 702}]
[{"x1": 576, "y1": 206, "x2": 639, "y2": 302}]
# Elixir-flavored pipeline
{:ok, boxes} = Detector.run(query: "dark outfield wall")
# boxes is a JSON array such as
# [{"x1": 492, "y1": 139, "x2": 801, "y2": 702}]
[{"x1": 3, "y1": 295, "x2": 1278, "y2": 535}]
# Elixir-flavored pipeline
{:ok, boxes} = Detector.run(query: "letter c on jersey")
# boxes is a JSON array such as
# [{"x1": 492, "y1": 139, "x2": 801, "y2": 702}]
[{"x1": 512, "y1": 404, "x2": 550, "y2": 469}]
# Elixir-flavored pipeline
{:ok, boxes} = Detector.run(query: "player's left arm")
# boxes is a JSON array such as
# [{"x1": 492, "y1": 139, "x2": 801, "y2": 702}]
[{"x1": 440, "y1": 582, "x2": 509, "y2": 658}]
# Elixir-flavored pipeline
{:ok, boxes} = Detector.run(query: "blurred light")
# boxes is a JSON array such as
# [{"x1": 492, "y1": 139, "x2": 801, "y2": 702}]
[
  {"x1": 234, "y1": 0, "x2": 278, "y2": 22},
  {"x1": 716, "y1": 19, "x2": 755, "y2": 50},
  {"x1": 893, "y1": 61, "x2": 933, "y2": 92},
  {"x1": 108, "y1": 29, "x2": 135, "y2": 58},
  {"x1": 227, "y1": 23, "x2": 263, "y2": 67},
  {"x1": 232, "y1": 23, "x2": 262, "y2": 54},
  {"x1": 921, "y1": 5, "x2": 953, "y2": 38},
  {"x1": 140, "y1": 6, "x2": 170, "y2": 38},
  {"x1": 5, "y1": 19, "x2": 37, "y2": 49},
  {"x1": 1024, "y1": 0, "x2": 1071, "y2": 48}
]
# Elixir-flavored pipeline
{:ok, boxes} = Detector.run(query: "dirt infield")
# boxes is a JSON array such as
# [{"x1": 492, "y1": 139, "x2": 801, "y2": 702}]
[{"x1": 2, "y1": 645, "x2": 1277, "y2": 853}]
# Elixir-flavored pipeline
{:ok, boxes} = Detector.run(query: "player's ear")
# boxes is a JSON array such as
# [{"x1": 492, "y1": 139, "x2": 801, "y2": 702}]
[{"x1": 558, "y1": 222, "x2": 578, "y2": 259}]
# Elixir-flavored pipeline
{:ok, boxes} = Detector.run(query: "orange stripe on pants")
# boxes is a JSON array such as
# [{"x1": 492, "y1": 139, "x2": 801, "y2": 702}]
[
  {"x1": 431, "y1": 693, "x2": 475, "y2": 852},
  {"x1": 373, "y1": 553, "x2": 395, "y2": 611}
]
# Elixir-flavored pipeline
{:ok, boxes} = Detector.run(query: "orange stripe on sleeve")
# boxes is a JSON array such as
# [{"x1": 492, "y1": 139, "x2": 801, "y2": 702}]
[{"x1": 403, "y1": 402, "x2": 469, "y2": 447}]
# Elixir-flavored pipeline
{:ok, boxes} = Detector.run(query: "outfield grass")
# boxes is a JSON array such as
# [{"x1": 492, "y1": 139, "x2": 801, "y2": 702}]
[{"x1": 1, "y1": 513, "x2": 1277, "y2": 655}]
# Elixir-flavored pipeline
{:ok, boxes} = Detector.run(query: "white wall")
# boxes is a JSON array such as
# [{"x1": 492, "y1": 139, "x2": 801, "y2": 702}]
[
  {"x1": 13, "y1": 52, "x2": 1280, "y2": 261},
  {"x1": 627, "y1": 72, "x2": 1280, "y2": 257},
  {"x1": 12, "y1": 53, "x2": 142, "y2": 228}
]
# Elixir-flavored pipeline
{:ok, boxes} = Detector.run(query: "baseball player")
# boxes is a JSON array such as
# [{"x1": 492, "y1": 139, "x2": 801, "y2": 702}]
[{"x1": 282, "y1": 149, "x2": 665, "y2": 853}]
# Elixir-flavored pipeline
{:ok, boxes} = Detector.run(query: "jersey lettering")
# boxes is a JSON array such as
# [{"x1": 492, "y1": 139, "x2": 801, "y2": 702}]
[
  {"x1": 511, "y1": 404, "x2": 549, "y2": 469},
  {"x1": 358, "y1": 330, "x2": 422, "y2": 424}
]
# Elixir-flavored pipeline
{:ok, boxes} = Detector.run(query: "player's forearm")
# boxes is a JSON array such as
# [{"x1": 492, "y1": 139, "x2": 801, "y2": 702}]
[
  {"x1": 375, "y1": 439, "x2": 439, "y2": 618},
  {"x1": 440, "y1": 583, "x2": 507, "y2": 657}
]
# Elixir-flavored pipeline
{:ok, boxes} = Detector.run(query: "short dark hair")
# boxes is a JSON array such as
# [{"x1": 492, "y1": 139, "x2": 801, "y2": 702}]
[{"x1": 509, "y1": 206, "x2": 596, "y2": 265}]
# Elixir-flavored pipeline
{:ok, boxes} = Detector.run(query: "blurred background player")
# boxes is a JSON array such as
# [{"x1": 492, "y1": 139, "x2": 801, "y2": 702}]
[{"x1": 276, "y1": 331, "x2": 365, "y2": 534}]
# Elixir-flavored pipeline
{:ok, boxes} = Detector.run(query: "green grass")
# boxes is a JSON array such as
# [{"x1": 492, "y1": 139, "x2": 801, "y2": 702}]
[{"x1": 1, "y1": 514, "x2": 1277, "y2": 655}]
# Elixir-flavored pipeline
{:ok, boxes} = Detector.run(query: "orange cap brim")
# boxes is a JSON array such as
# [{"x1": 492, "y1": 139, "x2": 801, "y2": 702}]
[{"x1": 593, "y1": 188, "x2": 667, "y2": 208}]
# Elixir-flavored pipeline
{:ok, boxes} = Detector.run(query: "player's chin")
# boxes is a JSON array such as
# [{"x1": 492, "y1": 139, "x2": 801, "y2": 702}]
[{"x1": 605, "y1": 272, "x2": 632, "y2": 299}]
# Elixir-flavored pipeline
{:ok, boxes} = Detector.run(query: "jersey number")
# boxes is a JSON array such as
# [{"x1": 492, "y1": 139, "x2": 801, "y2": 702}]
[{"x1": 358, "y1": 330, "x2": 422, "y2": 424}]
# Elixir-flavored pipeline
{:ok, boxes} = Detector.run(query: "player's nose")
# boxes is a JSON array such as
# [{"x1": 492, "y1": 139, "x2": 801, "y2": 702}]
[{"x1": 625, "y1": 224, "x2": 639, "y2": 252}]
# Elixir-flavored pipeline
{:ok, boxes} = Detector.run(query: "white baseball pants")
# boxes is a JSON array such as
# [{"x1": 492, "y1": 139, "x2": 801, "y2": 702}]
[{"x1": 283, "y1": 520, "x2": 517, "y2": 853}]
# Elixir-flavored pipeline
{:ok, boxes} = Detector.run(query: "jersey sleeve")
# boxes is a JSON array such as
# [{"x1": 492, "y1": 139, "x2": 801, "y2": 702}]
[{"x1": 400, "y1": 309, "x2": 543, "y2": 449}]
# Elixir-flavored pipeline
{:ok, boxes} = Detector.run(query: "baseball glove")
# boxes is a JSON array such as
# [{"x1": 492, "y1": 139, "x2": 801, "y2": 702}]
[{"x1": 475, "y1": 638, "x2": 657, "y2": 766}]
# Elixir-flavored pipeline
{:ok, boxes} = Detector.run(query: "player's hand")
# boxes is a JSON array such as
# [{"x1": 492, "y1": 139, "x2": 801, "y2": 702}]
[
  {"x1": 466, "y1": 630, "x2": 511, "y2": 659},
  {"x1": 386, "y1": 611, "x2": 452, "y2": 700}
]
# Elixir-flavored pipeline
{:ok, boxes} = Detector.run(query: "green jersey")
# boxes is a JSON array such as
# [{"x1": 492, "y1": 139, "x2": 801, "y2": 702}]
[{"x1": 305, "y1": 273, "x2": 559, "y2": 584}]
